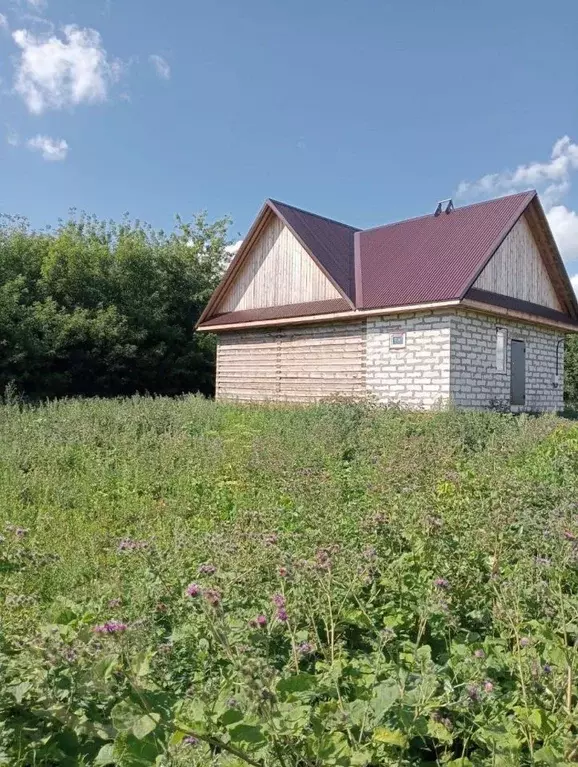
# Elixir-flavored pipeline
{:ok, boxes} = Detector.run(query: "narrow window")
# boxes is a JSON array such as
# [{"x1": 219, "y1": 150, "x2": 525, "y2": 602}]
[
  {"x1": 496, "y1": 328, "x2": 507, "y2": 373},
  {"x1": 390, "y1": 331, "x2": 406, "y2": 349}
]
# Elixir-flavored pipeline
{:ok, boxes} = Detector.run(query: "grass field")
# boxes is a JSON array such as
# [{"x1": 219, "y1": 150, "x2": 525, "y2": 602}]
[{"x1": 1, "y1": 397, "x2": 578, "y2": 766}]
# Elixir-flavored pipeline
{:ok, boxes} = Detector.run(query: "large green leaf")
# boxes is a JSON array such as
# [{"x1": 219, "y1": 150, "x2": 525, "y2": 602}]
[
  {"x1": 373, "y1": 728, "x2": 408, "y2": 747},
  {"x1": 228, "y1": 724, "x2": 266, "y2": 745}
]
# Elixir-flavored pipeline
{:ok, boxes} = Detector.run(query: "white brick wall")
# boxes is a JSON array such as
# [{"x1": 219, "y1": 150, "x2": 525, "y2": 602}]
[
  {"x1": 366, "y1": 313, "x2": 452, "y2": 408},
  {"x1": 365, "y1": 310, "x2": 564, "y2": 412},
  {"x1": 450, "y1": 311, "x2": 564, "y2": 412}
]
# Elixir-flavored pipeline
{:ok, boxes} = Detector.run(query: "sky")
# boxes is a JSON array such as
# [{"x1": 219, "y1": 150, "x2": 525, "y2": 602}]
[{"x1": 0, "y1": 0, "x2": 577, "y2": 287}]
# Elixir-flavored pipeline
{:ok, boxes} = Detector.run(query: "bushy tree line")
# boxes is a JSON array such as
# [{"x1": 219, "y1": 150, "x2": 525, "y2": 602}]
[
  {"x1": 0, "y1": 211, "x2": 230, "y2": 400},
  {"x1": 564, "y1": 335, "x2": 578, "y2": 404}
]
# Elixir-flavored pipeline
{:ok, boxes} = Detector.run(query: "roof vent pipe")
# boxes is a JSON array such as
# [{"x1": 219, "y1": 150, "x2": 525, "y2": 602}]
[{"x1": 434, "y1": 198, "x2": 454, "y2": 216}]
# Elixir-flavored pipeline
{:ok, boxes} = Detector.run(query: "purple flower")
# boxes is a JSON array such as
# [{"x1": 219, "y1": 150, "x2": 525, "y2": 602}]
[
  {"x1": 93, "y1": 620, "x2": 128, "y2": 635},
  {"x1": 278, "y1": 566, "x2": 289, "y2": 578},
  {"x1": 198, "y1": 563, "x2": 217, "y2": 575},
  {"x1": 272, "y1": 593, "x2": 285, "y2": 608},
  {"x1": 183, "y1": 736, "x2": 199, "y2": 746},
  {"x1": 466, "y1": 684, "x2": 480, "y2": 702},
  {"x1": 204, "y1": 588, "x2": 221, "y2": 606},
  {"x1": 255, "y1": 614, "x2": 267, "y2": 627},
  {"x1": 520, "y1": 637, "x2": 530, "y2": 648},
  {"x1": 186, "y1": 583, "x2": 201, "y2": 598},
  {"x1": 474, "y1": 649, "x2": 485, "y2": 659},
  {"x1": 298, "y1": 641, "x2": 314, "y2": 655},
  {"x1": 484, "y1": 680, "x2": 494, "y2": 693},
  {"x1": 276, "y1": 608, "x2": 288, "y2": 622},
  {"x1": 434, "y1": 577, "x2": 450, "y2": 590},
  {"x1": 118, "y1": 538, "x2": 147, "y2": 552}
]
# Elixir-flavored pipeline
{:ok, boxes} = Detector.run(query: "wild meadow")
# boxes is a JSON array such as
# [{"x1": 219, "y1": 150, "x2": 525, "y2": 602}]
[{"x1": 0, "y1": 396, "x2": 577, "y2": 766}]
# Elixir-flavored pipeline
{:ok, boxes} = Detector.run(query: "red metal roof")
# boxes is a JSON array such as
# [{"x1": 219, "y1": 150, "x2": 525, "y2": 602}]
[
  {"x1": 355, "y1": 191, "x2": 535, "y2": 308},
  {"x1": 201, "y1": 298, "x2": 350, "y2": 327}
]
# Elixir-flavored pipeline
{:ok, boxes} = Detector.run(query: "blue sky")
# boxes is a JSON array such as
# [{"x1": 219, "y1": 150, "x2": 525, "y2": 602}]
[{"x1": 1, "y1": 0, "x2": 577, "y2": 282}]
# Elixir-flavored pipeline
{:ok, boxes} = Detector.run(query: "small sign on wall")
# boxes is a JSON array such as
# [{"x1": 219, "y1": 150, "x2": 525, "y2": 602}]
[{"x1": 389, "y1": 331, "x2": 406, "y2": 349}]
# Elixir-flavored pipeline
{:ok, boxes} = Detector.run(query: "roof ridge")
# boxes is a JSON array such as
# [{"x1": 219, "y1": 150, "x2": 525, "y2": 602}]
[
  {"x1": 268, "y1": 198, "x2": 360, "y2": 231},
  {"x1": 359, "y1": 190, "x2": 537, "y2": 235}
]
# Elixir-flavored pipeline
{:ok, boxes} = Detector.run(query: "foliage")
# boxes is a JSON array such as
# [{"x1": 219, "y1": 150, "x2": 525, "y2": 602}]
[
  {"x1": 1, "y1": 397, "x2": 578, "y2": 766},
  {"x1": 564, "y1": 335, "x2": 578, "y2": 406},
  {"x1": 0, "y1": 211, "x2": 230, "y2": 399}
]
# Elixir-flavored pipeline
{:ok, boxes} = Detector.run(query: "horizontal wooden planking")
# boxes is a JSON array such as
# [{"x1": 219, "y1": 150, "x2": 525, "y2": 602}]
[
  {"x1": 216, "y1": 322, "x2": 366, "y2": 402},
  {"x1": 473, "y1": 214, "x2": 562, "y2": 310}
]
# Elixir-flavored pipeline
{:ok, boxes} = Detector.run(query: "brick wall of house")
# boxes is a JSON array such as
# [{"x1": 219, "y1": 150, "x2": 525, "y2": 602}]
[
  {"x1": 450, "y1": 311, "x2": 564, "y2": 412},
  {"x1": 366, "y1": 313, "x2": 452, "y2": 408}
]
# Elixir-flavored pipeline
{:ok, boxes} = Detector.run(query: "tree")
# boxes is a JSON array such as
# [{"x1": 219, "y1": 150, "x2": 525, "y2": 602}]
[{"x1": 0, "y1": 210, "x2": 230, "y2": 400}]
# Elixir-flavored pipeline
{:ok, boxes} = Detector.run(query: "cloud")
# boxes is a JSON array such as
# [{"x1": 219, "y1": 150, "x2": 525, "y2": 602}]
[
  {"x1": 547, "y1": 205, "x2": 578, "y2": 263},
  {"x1": 12, "y1": 24, "x2": 122, "y2": 114},
  {"x1": 457, "y1": 137, "x2": 578, "y2": 263},
  {"x1": 6, "y1": 130, "x2": 20, "y2": 146},
  {"x1": 26, "y1": 134, "x2": 68, "y2": 161},
  {"x1": 0, "y1": 13, "x2": 8, "y2": 29},
  {"x1": 224, "y1": 240, "x2": 243, "y2": 256},
  {"x1": 149, "y1": 54, "x2": 170, "y2": 80},
  {"x1": 25, "y1": 0, "x2": 48, "y2": 8},
  {"x1": 457, "y1": 136, "x2": 578, "y2": 208}
]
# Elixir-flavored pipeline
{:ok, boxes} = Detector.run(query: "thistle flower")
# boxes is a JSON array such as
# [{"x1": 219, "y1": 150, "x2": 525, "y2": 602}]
[
  {"x1": 278, "y1": 566, "x2": 289, "y2": 578},
  {"x1": 93, "y1": 620, "x2": 127, "y2": 634},
  {"x1": 298, "y1": 641, "x2": 314, "y2": 655},
  {"x1": 183, "y1": 736, "x2": 199, "y2": 746},
  {"x1": 467, "y1": 684, "x2": 480, "y2": 702},
  {"x1": 204, "y1": 588, "x2": 221, "y2": 606},
  {"x1": 198, "y1": 563, "x2": 217, "y2": 575},
  {"x1": 255, "y1": 614, "x2": 267, "y2": 627},
  {"x1": 520, "y1": 637, "x2": 530, "y2": 647},
  {"x1": 186, "y1": 583, "x2": 201, "y2": 597},
  {"x1": 484, "y1": 680, "x2": 494, "y2": 693},
  {"x1": 272, "y1": 593, "x2": 285, "y2": 608},
  {"x1": 434, "y1": 577, "x2": 450, "y2": 590},
  {"x1": 118, "y1": 538, "x2": 147, "y2": 552},
  {"x1": 276, "y1": 608, "x2": 288, "y2": 622},
  {"x1": 474, "y1": 649, "x2": 485, "y2": 659}
]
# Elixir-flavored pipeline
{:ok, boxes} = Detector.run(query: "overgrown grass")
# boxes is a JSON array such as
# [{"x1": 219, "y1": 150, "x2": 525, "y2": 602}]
[{"x1": 1, "y1": 397, "x2": 577, "y2": 766}]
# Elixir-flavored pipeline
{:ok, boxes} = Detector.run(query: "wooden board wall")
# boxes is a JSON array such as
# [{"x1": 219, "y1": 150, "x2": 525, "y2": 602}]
[
  {"x1": 473, "y1": 214, "x2": 562, "y2": 310},
  {"x1": 217, "y1": 215, "x2": 341, "y2": 313},
  {"x1": 216, "y1": 321, "x2": 366, "y2": 402}
]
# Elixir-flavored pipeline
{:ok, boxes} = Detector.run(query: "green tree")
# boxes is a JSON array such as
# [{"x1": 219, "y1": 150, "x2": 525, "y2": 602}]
[{"x1": 0, "y1": 210, "x2": 230, "y2": 399}]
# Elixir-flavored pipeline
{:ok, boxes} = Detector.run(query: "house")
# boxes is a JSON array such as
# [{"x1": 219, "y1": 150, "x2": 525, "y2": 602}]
[{"x1": 197, "y1": 191, "x2": 578, "y2": 411}]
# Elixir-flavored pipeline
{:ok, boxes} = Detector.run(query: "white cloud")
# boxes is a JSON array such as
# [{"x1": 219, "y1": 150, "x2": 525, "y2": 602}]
[
  {"x1": 149, "y1": 54, "x2": 170, "y2": 80},
  {"x1": 6, "y1": 130, "x2": 20, "y2": 146},
  {"x1": 24, "y1": 0, "x2": 48, "y2": 8},
  {"x1": 570, "y1": 274, "x2": 578, "y2": 297},
  {"x1": 12, "y1": 25, "x2": 122, "y2": 114},
  {"x1": 457, "y1": 136, "x2": 578, "y2": 207},
  {"x1": 26, "y1": 134, "x2": 68, "y2": 161},
  {"x1": 547, "y1": 205, "x2": 578, "y2": 263},
  {"x1": 224, "y1": 239, "x2": 243, "y2": 256},
  {"x1": 0, "y1": 13, "x2": 8, "y2": 29},
  {"x1": 457, "y1": 137, "x2": 578, "y2": 264}
]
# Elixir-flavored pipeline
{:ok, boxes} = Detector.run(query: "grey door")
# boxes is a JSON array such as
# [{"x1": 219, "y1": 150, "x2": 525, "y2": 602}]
[{"x1": 510, "y1": 340, "x2": 526, "y2": 406}]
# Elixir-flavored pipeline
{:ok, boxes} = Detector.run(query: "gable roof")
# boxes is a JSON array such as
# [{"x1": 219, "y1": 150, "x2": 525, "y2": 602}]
[{"x1": 198, "y1": 191, "x2": 578, "y2": 330}]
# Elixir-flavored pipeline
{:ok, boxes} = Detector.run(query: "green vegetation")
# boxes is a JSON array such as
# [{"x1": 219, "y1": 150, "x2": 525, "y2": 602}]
[
  {"x1": 0, "y1": 212, "x2": 229, "y2": 400},
  {"x1": 1, "y1": 397, "x2": 578, "y2": 766}
]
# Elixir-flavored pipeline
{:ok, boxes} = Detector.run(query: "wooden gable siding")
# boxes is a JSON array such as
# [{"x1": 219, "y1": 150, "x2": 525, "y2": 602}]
[
  {"x1": 473, "y1": 214, "x2": 562, "y2": 311},
  {"x1": 217, "y1": 215, "x2": 341, "y2": 313},
  {"x1": 216, "y1": 321, "x2": 366, "y2": 402}
]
